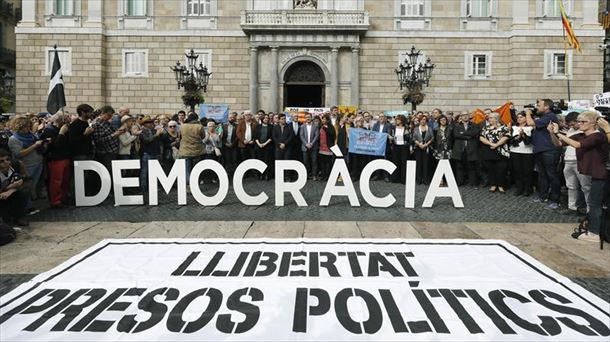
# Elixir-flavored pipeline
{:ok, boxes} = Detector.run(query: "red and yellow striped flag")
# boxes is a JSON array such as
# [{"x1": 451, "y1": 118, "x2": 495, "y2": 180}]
[{"x1": 559, "y1": 0, "x2": 581, "y2": 53}]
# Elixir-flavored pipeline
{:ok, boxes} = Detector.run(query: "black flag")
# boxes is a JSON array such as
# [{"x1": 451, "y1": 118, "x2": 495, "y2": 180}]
[{"x1": 47, "y1": 46, "x2": 66, "y2": 114}]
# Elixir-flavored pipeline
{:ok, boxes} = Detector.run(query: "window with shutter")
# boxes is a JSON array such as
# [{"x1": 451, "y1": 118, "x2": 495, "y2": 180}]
[
  {"x1": 123, "y1": 50, "x2": 148, "y2": 77},
  {"x1": 55, "y1": 0, "x2": 74, "y2": 16},
  {"x1": 45, "y1": 47, "x2": 72, "y2": 76},
  {"x1": 466, "y1": 0, "x2": 492, "y2": 17},
  {"x1": 126, "y1": 0, "x2": 147, "y2": 16},
  {"x1": 400, "y1": 0, "x2": 424, "y2": 17}
]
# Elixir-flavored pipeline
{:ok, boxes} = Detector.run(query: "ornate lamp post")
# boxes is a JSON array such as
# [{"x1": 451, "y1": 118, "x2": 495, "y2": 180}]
[
  {"x1": 171, "y1": 49, "x2": 212, "y2": 114},
  {"x1": 395, "y1": 45, "x2": 435, "y2": 111},
  {"x1": 0, "y1": 71, "x2": 15, "y2": 114}
]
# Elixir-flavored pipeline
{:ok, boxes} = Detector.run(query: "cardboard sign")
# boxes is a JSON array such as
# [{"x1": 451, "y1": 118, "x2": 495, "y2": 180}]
[
  {"x1": 593, "y1": 93, "x2": 610, "y2": 107},
  {"x1": 1, "y1": 239, "x2": 608, "y2": 341}
]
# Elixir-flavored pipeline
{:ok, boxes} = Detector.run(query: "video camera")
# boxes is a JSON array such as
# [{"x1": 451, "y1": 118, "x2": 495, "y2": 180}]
[{"x1": 524, "y1": 99, "x2": 568, "y2": 116}]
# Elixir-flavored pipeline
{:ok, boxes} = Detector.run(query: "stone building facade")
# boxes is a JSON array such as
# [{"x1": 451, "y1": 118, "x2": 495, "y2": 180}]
[{"x1": 15, "y1": 0, "x2": 605, "y2": 114}]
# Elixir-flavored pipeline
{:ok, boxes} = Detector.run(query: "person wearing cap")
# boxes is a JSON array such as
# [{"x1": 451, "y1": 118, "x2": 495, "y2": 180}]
[
  {"x1": 179, "y1": 113, "x2": 205, "y2": 184},
  {"x1": 139, "y1": 115, "x2": 164, "y2": 193},
  {"x1": 118, "y1": 115, "x2": 141, "y2": 160}
]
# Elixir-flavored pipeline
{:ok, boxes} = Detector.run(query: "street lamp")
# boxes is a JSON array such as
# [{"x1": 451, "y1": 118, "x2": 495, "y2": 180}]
[
  {"x1": 170, "y1": 49, "x2": 212, "y2": 114},
  {"x1": 395, "y1": 45, "x2": 435, "y2": 111},
  {"x1": 0, "y1": 71, "x2": 15, "y2": 114}
]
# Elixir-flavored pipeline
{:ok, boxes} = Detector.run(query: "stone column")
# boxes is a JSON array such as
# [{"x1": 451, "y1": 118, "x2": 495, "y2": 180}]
[
  {"x1": 270, "y1": 46, "x2": 279, "y2": 113},
  {"x1": 582, "y1": 0, "x2": 599, "y2": 27},
  {"x1": 350, "y1": 46, "x2": 360, "y2": 107},
  {"x1": 20, "y1": 0, "x2": 36, "y2": 27},
  {"x1": 330, "y1": 47, "x2": 339, "y2": 106},
  {"x1": 249, "y1": 47, "x2": 259, "y2": 112},
  {"x1": 86, "y1": 0, "x2": 103, "y2": 27}
]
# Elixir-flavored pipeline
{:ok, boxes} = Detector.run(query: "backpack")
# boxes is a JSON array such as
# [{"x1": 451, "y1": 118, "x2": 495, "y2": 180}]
[{"x1": 0, "y1": 223, "x2": 16, "y2": 246}]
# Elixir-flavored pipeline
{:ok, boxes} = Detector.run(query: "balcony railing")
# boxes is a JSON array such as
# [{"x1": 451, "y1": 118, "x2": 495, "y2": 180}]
[{"x1": 241, "y1": 10, "x2": 369, "y2": 32}]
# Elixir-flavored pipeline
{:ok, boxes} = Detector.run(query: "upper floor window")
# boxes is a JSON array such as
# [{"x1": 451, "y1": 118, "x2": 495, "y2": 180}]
[
  {"x1": 45, "y1": 47, "x2": 72, "y2": 76},
  {"x1": 400, "y1": 0, "x2": 424, "y2": 17},
  {"x1": 122, "y1": 49, "x2": 148, "y2": 77},
  {"x1": 464, "y1": 51, "x2": 492, "y2": 79},
  {"x1": 187, "y1": 0, "x2": 212, "y2": 16},
  {"x1": 544, "y1": 50, "x2": 572, "y2": 79},
  {"x1": 466, "y1": 0, "x2": 492, "y2": 17},
  {"x1": 125, "y1": 0, "x2": 147, "y2": 16},
  {"x1": 541, "y1": 0, "x2": 570, "y2": 17},
  {"x1": 54, "y1": 0, "x2": 74, "y2": 16}
]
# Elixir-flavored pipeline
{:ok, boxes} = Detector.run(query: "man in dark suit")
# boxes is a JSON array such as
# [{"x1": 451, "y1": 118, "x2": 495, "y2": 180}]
[
  {"x1": 222, "y1": 112, "x2": 239, "y2": 177},
  {"x1": 273, "y1": 114, "x2": 294, "y2": 161},
  {"x1": 371, "y1": 113, "x2": 393, "y2": 182},
  {"x1": 299, "y1": 113, "x2": 320, "y2": 180},
  {"x1": 451, "y1": 111, "x2": 480, "y2": 187},
  {"x1": 290, "y1": 112, "x2": 302, "y2": 161}
]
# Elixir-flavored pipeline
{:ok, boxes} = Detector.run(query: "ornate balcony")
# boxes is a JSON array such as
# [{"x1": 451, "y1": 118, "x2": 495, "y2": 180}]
[{"x1": 240, "y1": 10, "x2": 369, "y2": 33}]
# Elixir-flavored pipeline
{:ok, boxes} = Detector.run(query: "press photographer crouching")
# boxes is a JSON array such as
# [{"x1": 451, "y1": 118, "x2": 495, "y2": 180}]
[
  {"x1": 550, "y1": 112, "x2": 609, "y2": 244},
  {"x1": 0, "y1": 149, "x2": 30, "y2": 227}
]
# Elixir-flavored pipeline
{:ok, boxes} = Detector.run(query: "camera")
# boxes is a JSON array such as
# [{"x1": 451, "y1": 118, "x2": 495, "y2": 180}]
[{"x1": 524, "y1": 99, "x2": 568, "y2": 116}]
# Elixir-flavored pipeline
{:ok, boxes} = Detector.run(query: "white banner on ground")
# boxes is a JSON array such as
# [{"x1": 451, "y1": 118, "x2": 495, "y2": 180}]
[{"x1": 1, "y1": 239, "x2": 608, "y2": 341}]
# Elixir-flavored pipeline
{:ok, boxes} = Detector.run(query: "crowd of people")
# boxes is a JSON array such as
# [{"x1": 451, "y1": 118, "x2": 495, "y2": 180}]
[{"x1": 0, "y1": 99, "x2": 609, "y2": 244}]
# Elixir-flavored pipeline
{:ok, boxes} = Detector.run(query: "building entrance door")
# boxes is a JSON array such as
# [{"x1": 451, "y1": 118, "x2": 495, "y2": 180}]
[{"x1": 283, "y1": 61, "x2": 325, "y2": 107}]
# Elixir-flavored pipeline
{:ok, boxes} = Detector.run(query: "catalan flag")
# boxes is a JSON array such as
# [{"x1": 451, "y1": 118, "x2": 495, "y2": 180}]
[
  {"x1": 559, "y1": 0, "x2": 581, "y2": 53},
  {"x1": 600, "y1": 11, "x2": 610, "y2": 30},
  {"x1": 471, "y1": 108, "x2": 486, "y2": 125},
  {"x1": 494, "y1": 102, "x2": 513, "y2": 126}
]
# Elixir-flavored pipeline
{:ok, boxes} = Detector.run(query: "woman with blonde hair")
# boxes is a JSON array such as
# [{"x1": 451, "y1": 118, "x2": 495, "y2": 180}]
[{"x1": 479, "y1": 112, "x2": 510, "y2": 193}]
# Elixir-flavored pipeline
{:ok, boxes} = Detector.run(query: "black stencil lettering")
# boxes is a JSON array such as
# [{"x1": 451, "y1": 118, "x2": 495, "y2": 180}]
[
  {"x1": 368, "y1": 253, "x2": 402, "y2": 277},
  {"x1": 0, "y1": 289, "x2": 55, "y2": 325},
  {"x1": 228, "y1": 252, "x2": 249, "y2": 277},
  {"x1": 200, "y1": 252, "x2": 225, "y2": 277},
  {"x1": 530, "y1": 290, "x2": 610, "y2": 336},
  {"x1": 278, "y1": 252, "x2": 292, "y2": 277},
  {"x1": 216, "y1": 287, "x2": 264, "y2": 334},
  {"x1": 439, "y1": 289, "x2": 483, "y2": 334},
  {"x1": 243, "y1": 252, "x2": 262, "y2": 277},
  {"x1": 465, "y1": 289, "x2": 516, "y2": 335},
  {"x1": 86, "y1": 288, "x2": 146, "y2": 332},
  {"x1": 412, "y1": 289, "x2": 449, "y2": 333},
  {"x1": 168, "y1": 288, "x2": 223, "y2": 333},
  {"x1": 335, "y1": 288, "x2": 383, "y2": 334},
  {"x1": 489, "y1": 290, "x2": 560, "y2": 336},
  {"x1": 318, "y1": 253, "x2": 340, "y2": 277},
  {"x1": 393, "y1": 252, "x2": 419, "y2": 277},
  {"x1": 254, "y1": 252, "x2": 278, "y2": 277},
  {"x1": 292, "y1": 288, "x2": 330, "y2": 333},
  {"x1": 379, "y1": 289, "x2": 408, "y2": 333},
  {"x1": 22, "y1": 289, "x2": 88, "y2": 332},
  {"x1": 68, "y1": 288, "x2": 127, "y2": 332},
  {"x1": 345, "y1": 252, "x2": 364, "y2": 277},
  {"x1": 118, "y1": 287, "x2": 179, "y2": 334},
  {"x1": 171, "y1": 251, "x2": 200, "y2": 276}
]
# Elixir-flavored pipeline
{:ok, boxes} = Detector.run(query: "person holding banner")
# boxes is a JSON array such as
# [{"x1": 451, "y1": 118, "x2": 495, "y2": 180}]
[
  {"x1": 413, "y1": 115, "x2": 434, "y2": 185},
  {"x1": 391, "y1": 114, "x2": 411, "y2": 184},
  {"x1": 349, "y1": 116, "x2": 368, "y2": 180},
  {"x1": 255, "y1": 114, "x2": 274, "y2": 181},
  {"x1": 318, "y1": 114, "x2": 336, "y2": 181}
]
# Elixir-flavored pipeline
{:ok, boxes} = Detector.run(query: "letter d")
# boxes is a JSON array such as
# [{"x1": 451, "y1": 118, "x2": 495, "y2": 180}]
[{"x1": 74, "y1": 161, "x2": 111, "y2": 206}]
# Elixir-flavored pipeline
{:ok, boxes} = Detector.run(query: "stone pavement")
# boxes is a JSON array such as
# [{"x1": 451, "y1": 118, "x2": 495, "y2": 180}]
[
  {"x1": 31, "y1": 182, "x2": 577, "y2": 223},
  {"x1": 1, "y1": 221, "x2": 608, "y2": 301}
]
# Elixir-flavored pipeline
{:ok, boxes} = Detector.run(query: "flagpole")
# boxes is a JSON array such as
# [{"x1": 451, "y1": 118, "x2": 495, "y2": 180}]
[{"x1": 561, "y1": 20, "x2": 571, "y2": 101}]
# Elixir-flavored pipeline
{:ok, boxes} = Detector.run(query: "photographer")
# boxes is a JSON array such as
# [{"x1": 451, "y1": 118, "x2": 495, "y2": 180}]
[
  {"x1": 525, "y1": 99, "x2": 561, "y2": 209},
  {"x1": 0, "y1": 149, "x2": 29, "y2": 226},
  {"x1": 550, "y1": 111, "x2": 608, "y2": 242}
]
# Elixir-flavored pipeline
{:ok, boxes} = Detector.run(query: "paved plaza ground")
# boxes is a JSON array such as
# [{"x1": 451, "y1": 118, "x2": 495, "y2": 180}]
[{"x1": 1, "y1": 181, "x2": 609, "y2": 305}]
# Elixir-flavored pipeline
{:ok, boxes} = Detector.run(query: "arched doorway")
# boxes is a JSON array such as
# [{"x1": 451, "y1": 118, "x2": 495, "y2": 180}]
[{"x1": 283, "y1": 61, "x2": 325, "y2": 107}]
